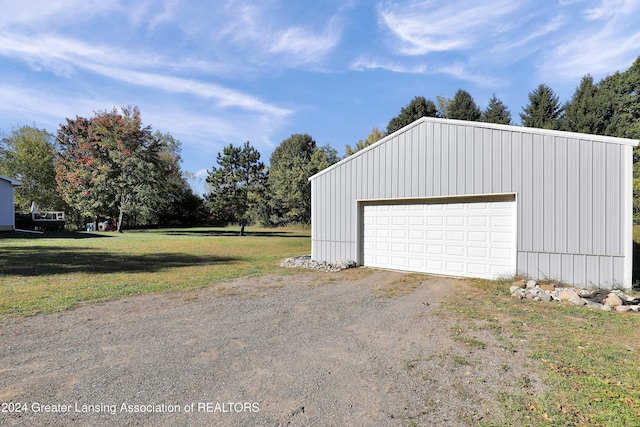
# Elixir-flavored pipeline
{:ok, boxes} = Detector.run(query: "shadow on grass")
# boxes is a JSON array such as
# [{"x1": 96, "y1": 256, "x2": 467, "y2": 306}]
[
  {"x1": 0, "y1": 231, "x2": 113, "y2": 240},
  {"x1": 157, "y1": 229, "x2": 309, "y2": 238},
  {"x1": 0, "y1": 246, "x2": 238, "y2": 276}
]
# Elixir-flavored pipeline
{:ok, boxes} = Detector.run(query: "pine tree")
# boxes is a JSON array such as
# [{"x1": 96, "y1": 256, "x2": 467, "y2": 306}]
[
  {"x1": 447, "y1": 89, "x2": 481, "y2": 121},
  {"x1": 482, "y1": 94, "x2": 512, "y2": 125},
  {"x1": 520, "y1": 84, "x2": 563, "y2": 129}
]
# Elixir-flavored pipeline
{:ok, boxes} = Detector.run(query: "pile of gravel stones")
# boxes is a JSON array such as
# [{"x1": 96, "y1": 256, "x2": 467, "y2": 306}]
[
  {"x1": 280, "y1": 255, "x2": 357, "y2": 272},
  {"x1": 510, "y1": 279, "x2": 640, "y2": 313}
]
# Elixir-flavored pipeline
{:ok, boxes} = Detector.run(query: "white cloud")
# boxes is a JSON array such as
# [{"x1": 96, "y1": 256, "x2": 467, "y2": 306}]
[
  {"x1": 540, "y1": 0, "x2": 640, "y2": 80},
  {"x1": 0, "y1": 32, "x2": 291, "y2": 117},
  {"x1": 350, "y1": 56, "x2": 427, "y2": 73},
  {"x1": 269, "y1": 17, "x2": 342, "y2": 64},
  {"x1": 377, "y1": 0, "x2": 520, "y2": 55}
]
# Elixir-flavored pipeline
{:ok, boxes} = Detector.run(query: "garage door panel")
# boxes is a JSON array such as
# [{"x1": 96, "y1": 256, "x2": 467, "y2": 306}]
[
  {"x1": 427, "y1": 216, "x2": 443, "y2": 226},
  {"x1": 468, "y1": 231, "x2": 487, "y2": 242},
  {"x1": 409, "y1": 216, "x2": 424, "y2": 225},
  {"x1": 468, "y1": 216, "x2": 487, "y2": 227},
  {"x1": 363, "y1": 199, "x2": 516, "y2": 280},
  {"x1": 447, "y1": 216, "x2": 465, "y2": 226},
  {"x1": 409, "y1": 230, "x2": 425, "y2": 240},
  {"x1": 426, "y1": 230, "x2": 442, "y2": 240},
  {"x1": 491, "y1": 231, "x2": 511, "y2": 243},
  {"x1": 391, "y1": 229, "x2": 406, "y2": 238},
  {"x1": 446, "y1": 245, "x2": 465, "y2": 257},
  {"x1": 468, "y1": 246, "x2": 487, "y2": 258},
  {"x1": 467, "y1": 263, "x2": 488, "y2": 275},
  {"x1": 446, "y1": 231, "x2": 464, "y2": 241}
]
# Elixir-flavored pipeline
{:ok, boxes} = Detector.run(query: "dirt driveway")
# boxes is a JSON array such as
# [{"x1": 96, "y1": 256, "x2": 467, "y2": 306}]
[{"x1": 0, "y1": 269, "x2": 540, "y2": 426}]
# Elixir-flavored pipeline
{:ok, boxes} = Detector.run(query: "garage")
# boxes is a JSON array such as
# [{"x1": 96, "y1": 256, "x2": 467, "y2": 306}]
[
  {"x1": 361, "y1": 196, "x2": 516, "y2": 279},
  {"x1": 309, "y1": 117, "x2": 638, "y2": 289}
]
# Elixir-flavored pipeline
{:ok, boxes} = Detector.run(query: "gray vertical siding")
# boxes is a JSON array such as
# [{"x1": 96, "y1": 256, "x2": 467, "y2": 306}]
[{"x1": 310, "y1": 118, "x2": 637, "y2": 288}]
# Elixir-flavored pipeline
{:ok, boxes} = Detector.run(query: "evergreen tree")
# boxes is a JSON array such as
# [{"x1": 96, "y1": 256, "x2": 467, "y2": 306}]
[
  {"x1": 387, "y1": 96, "x2": 438, "y2": 134},
  {"x1": 482, "y1": 94, "x2": 512, "y2": 125},
  {"x1": 563, "y1": 75, "x2": 615, "y2": 135},
  {"x1": 520, "y1": 84, "x2": 563, "y2": 129},
  {"x1": 447, "y1": 89, "x2": 481, "y2": 121},
  {"x1": 206, "y1": 142, "x2": 265, "y2": 235}
]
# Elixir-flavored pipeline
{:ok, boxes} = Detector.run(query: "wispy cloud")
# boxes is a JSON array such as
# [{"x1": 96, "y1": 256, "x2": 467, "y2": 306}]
[
  {"x1": 0, "y1": 33, "x2": 291, "y2": 117},
  {"x1": 377, "y1": 0, "x2": 519, "y2": 55},
  {"x1": 540, "y1": 0, "x2": 640, "y2": 80},
  {"x1": 350, "y1": 56, "x2": 427, "y2": 73},
  {"x1": 269, "y1": 17, "x2": 342, "y2": 65}
]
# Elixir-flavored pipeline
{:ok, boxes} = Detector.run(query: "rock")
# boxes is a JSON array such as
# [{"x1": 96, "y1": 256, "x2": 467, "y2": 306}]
[
  {"x1": 601, "y1": 305, "x2": 613, "y2": 311},
  {"x1": 629, "y1": 305, "x2": 639, "y2": 312},
  {"x1": 509, "y1": 286, "x2": 522, "y2": 294},
  {"x1": 584, "y1": 299, "x2": 603, "y2": 308},
  {"x1": 568, "y1": 294, "x2": 587, "y2": 306},
  {"x1": 604, "y1": 293, "x2": 623, "y2": 307},
  {"x1": 511, "y1": 290, "x2": 524, "y2": 299},
  {"x1": 526, "y1": 280, "x2": 537, "y2": 290},
  {"x1": 540, "y1": 284, "x2": 555, "y2": 292},
  {"x1": 511, "y1": 281, "x2": 525, "y2": 289},
  {"x1": 539, "y1": 293, "x2": 552, "y2": 302},
  {"x1": 583, "y1": 289, "x2": 609, "y2": 304},
  {"x1": 280, "y1": 255, "x2": 356, "y2": 272},
  {"x1": 558, "y1": 289, "x2": 579, "y2": 302},
  {"x1": 615, "y1": 305, "x2": 631, "y2": 312}
]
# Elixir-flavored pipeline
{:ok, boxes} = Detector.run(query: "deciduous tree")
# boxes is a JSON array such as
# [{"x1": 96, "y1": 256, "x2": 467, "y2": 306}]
[
  {"x1": 55, "y1": 107, "x2": 164, "y2": 232},
  {"x1": 345, "y1": 126, "x2": 386, "y2": 156},
  {"x1": 0, "y1": 125, "x2": 65, "y2": 211}
]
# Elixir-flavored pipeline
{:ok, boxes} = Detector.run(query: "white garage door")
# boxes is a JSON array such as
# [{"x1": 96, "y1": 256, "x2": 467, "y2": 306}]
[{"x1": 362, "y1": 199, "x2": 516, "y2": 279}]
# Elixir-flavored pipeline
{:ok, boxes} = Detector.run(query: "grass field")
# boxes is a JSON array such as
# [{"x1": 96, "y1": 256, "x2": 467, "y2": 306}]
[
  {"x1": 2, "y1": 226, "x2": 639, "y2": 425},
  {"x1": 0, "y1": 226, "x2": 311, "y2": 318},
  {"x1": 443, "y1": 277, "x2": 640, "y2": 426}
]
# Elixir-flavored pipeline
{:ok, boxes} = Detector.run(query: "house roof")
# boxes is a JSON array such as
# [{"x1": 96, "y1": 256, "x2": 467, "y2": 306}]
[
  {"x1": 309, "y1": 117, "x2": 640, "y2": 181},
  {"x1": 0, "y1": 175, "x2": 22, "y2": 186}
]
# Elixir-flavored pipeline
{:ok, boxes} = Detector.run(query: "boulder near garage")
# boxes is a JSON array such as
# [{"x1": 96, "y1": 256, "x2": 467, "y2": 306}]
[{"x1": 309, "y1": 117, "x2": 639, "y2": 289}]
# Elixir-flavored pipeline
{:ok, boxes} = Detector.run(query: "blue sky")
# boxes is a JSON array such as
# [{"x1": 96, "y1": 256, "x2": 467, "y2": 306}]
[{"x1": 1, "y1": 0, "x2": 639, "y2": 195}]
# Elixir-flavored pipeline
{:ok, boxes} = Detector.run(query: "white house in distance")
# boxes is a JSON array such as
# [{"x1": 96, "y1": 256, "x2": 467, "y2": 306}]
[
  {"x1": 0, "y1": 175, "x2": 22, "y2": 231},
  {"x1": 309, "y1": 117, "x2": 639, "y2": 289}
]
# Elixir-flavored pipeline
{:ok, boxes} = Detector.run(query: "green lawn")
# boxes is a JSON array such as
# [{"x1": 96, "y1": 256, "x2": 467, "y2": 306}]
[
  {"x1": 0, "y1": 226, "x2": 310, "y2": 318},
  {"x1": 444, "y1": 277, "x2": 640, "y2": 426}
]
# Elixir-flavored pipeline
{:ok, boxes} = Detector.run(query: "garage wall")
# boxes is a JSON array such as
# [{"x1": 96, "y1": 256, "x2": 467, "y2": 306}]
[
  {"x1": 310, "y1": 118, "x2": 636, "y2": 288},
  {"x1": 0, "y1": 178, "x2": 16, "y2": 231}
]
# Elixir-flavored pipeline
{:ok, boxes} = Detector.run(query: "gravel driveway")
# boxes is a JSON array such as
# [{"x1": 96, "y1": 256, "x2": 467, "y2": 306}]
[{"x1": 0, "y1": 268, "x2": 540, "y2": 426}]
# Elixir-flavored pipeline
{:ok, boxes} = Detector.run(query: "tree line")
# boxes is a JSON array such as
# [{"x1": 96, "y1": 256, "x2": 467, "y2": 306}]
[
  {"x1": 1, "y1": 57, "x2": 638, "y2": 230},
  {"x1": 0, "y1": 109, "x2": 338, "y2": 232},
  {"x1": 1, "y1": 107, "x2": 202, "y2": 231},
  {"x1": 348, "y1": 56, "x2": 640, "y2": 155}
]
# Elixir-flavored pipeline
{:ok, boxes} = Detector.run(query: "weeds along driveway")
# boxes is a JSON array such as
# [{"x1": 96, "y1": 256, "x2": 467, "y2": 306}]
[{"x1": 0, "y1": 269, "x2": 542, "y2": 426}]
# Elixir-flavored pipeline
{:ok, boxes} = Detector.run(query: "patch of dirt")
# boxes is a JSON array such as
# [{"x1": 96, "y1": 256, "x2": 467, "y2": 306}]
[{"x1": 0, "y1": 269, "x2": 542, "y2": 426}]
